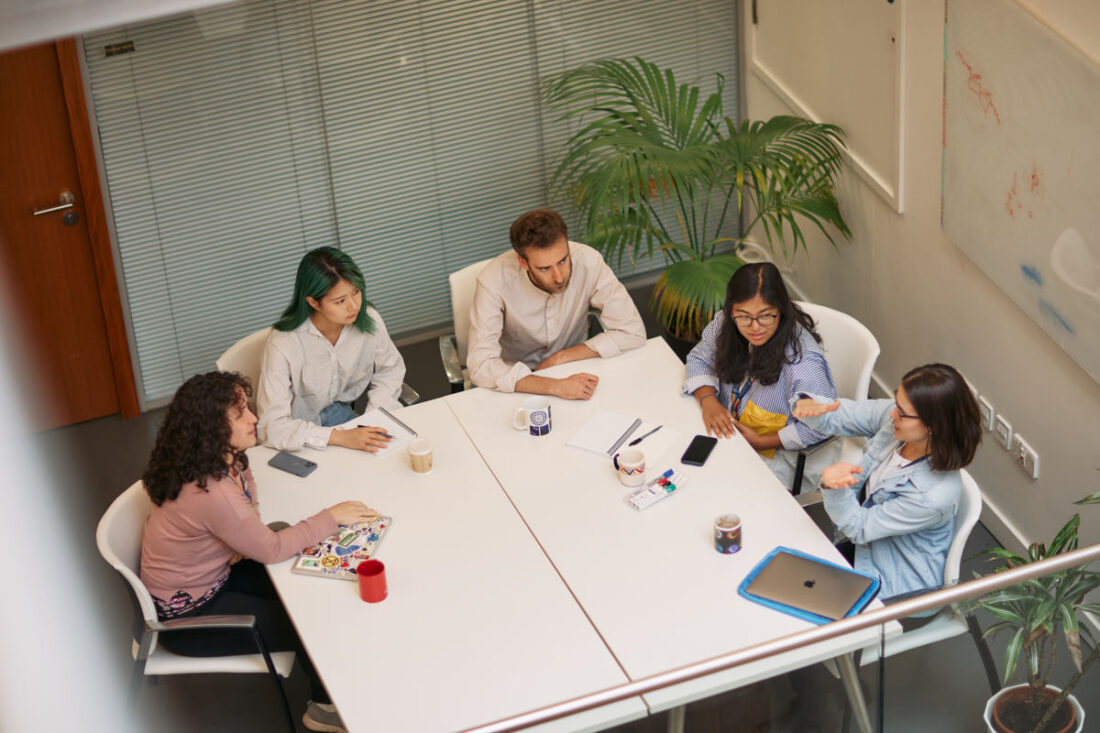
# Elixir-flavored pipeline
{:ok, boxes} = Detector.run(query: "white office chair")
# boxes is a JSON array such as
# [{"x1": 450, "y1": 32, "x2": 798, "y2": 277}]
[
  {"x1": 856, "y1": 469, "x2": 997, "y2": 683},
  {"x1": 439, "y1": 258, "x2": 492, "y2": 393},
  {"x1": 438, "y1": 257, "x2": 607, "y2": 393},
  {"x1": 823, "y1": 469, "x2": 1000, "y2": 731},
  {"x1": 217, "y1": 327, "x2": 420, "y2": 406},
  {"x1": 787, "y1": 301, "x2": 881, "y2": 493},
  {"x1": 96, "y1": 482, "x2": 297, "y2": 730}
]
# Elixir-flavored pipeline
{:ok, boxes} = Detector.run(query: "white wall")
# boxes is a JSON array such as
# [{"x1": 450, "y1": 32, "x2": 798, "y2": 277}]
[{"x1": 742, "y1": 1, "x2": 1100, "y2": 551}]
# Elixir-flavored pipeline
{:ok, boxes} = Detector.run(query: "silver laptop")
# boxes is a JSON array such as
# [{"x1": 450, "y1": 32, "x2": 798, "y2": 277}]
[{"x1": 744, "y1": 549, "x2": 877, "y2": 621}]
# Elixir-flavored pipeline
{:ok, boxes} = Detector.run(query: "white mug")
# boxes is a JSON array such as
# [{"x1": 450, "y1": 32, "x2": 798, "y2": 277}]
[
  {"x1": 613, "y1": 448, "x2": 646, "y2": 486},
  {"x1": 512, "y1": 396, "x2": 552, "y2": 436}
]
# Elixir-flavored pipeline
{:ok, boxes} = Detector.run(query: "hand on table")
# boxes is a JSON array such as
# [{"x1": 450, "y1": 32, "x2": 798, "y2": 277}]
[
  {"x1": 328, "y1": 501, "x2": 381, "y2": 526},
  {"x1": 700, "y1": 394, "x2": 736, "y2": 438},
  {"x1": 820, "y1": 462, "x2": 864, "y2": 490},
  {"x1": 552, "y1": 373, "x2": 599, "y2": 400},
  {"x1": 329, "y1": 426, "x2": 392, "y2": 453},
  {"x1": 792, "y1": 398, "x2": 840, "y2": 419}
]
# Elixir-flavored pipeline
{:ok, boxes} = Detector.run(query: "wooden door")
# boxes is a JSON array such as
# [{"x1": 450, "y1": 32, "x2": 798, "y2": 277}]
[{"x1": 0, "y1": 41, "x2": 137, "y2": 429}]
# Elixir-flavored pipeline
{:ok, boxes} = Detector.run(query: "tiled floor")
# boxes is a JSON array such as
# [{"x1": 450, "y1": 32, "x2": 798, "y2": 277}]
[{"x1": 51, "y1": 281, "x2": 1099, "y2": 732}]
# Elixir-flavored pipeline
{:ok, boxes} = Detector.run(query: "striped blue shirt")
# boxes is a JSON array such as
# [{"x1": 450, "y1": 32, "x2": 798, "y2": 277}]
[{"x1": 682, "y1": 312, "x2": 837, "y2": 450}]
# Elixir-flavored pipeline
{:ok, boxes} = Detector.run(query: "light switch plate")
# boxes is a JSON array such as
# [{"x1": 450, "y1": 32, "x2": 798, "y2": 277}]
[{"x1": 993, "y1": 415, "x2": 1013, "y2": 449}]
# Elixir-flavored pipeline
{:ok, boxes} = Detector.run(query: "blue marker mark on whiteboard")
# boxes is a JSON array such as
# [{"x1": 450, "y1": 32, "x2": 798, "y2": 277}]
[
  {"x1": 1020, "y1": 264, "x2": 1043, "y2": 286},
  {"x1": 1038, "y1": 299, "x2": 1074, "y2": 335}
]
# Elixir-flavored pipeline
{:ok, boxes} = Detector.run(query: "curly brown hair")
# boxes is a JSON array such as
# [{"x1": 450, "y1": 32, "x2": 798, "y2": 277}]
[{"x1": 142, "y1": 371, "x2": 252, "y2": 506}]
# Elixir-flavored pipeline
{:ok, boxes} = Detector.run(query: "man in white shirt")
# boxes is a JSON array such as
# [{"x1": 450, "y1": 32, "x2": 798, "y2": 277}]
[{"x1": 466, "y1": 209, "x2": 646, "y2": 400}]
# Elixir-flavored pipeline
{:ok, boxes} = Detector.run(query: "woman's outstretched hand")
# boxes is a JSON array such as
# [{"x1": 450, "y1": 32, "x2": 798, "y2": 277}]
[
  {"x1": 792, "y1": 398, "x2": 841, "y2": 419},
  {"x1": 820, "y1": 462, "x2": 864, "y2": 490}
]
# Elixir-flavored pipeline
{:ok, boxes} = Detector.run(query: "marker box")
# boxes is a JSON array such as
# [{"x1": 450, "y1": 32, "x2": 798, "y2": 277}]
[{"x1": 625, "y1": 470, "x2": 684, "y2": 511}]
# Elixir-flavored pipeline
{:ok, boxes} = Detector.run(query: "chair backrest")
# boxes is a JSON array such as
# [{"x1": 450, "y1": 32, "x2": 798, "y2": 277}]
[
  {"x1": 795, "y1": 301, "x2": 880, "y2": 401},
  {"x1": 945, "y1": 468, "x2": 983, "y2": 587},
  {"x1": 215, "y1": 327, "x2": 274, "y2": 388},
  {"x1": 450, "y1": 258, "x2": 492, "y2": 364},
  {"x1": 96, "y1": 481, "x2": 160, "y2": 629}
]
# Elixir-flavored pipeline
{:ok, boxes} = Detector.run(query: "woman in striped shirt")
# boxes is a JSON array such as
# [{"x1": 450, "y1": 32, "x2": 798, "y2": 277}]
[{"x1": 682, "y1": 262, "x2": 837, "y2": 487}]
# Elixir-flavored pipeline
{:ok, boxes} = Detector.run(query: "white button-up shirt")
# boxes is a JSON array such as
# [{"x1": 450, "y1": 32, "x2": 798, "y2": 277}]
[
  {"x1": 256, "y1": 308, "x2": 405, "y2": 450},
  {"x1": 466, "y1": 242, "x2": 646, "y2": 392}
]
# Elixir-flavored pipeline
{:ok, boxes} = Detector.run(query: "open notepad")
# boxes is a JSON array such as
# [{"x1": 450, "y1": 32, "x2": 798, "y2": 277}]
[
  {"x1": 334, "y1": 406, "x2": 417, "y2": 456},
  {"x1": 567, "y1": 409, "x2": 680, "y2": 461}
]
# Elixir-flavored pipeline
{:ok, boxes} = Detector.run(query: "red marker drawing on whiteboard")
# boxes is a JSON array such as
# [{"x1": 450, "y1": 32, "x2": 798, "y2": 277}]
[{"x1": 956, "y1": 51, "x2": 1001, "y2": 125}]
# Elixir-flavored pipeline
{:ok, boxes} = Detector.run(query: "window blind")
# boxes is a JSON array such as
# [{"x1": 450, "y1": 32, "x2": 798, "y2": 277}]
[{"x1": 83, "y1": 0, "x2": 739, "y2": 404}]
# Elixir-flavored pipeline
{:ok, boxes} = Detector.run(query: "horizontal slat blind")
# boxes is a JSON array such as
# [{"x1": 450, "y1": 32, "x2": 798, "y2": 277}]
[
  {"x1": 84, "y1": 0, "x2": 336, "y2": 402},
  {"x1": 534, "y1": 0, "x2": 742, "y2": 278},
  {"x1": 84, "y1": 0, "x2": 738, "y2": 404}
]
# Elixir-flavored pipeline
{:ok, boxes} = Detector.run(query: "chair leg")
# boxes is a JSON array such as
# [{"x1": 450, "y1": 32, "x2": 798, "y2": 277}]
[
  {"x1": 251, "y1": 628, "x2": 296, "y2": 733},
  {"x1": 130, "y1": 633, "x2": 154, "y2": 705},
  {"x1": 966, "y1": 613, "x2": 1002, "y2": 695}
]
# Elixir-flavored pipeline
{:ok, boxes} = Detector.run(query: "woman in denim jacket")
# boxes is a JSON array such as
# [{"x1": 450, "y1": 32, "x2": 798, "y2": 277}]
[{"x1": 791, "y1": 363, "x2": 982, "y2": 601}]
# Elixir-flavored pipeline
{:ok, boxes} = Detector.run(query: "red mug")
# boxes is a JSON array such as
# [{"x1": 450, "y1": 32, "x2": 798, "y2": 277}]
[{"x1": 357, "y1": 559, "x2": 387, "y2": 603}]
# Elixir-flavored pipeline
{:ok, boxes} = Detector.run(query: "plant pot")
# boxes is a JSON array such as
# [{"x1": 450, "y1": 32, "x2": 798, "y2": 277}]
[{"x1": 983, "y1": 684, "x2": 1084, "y2": 733}]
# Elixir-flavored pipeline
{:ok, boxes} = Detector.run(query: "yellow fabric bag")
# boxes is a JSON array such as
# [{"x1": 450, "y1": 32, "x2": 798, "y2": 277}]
[{"x1": 737, "y1": 400, "x2": 788, "y2": 459}]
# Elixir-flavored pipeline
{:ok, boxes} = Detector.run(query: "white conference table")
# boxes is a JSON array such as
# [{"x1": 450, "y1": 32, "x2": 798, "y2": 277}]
[
  {"x1": 251, "y1": 398, "x2": 647, "y2": 733},
  {"x1": 445, "y1": 338, "x2": 899, "y2": 718}
]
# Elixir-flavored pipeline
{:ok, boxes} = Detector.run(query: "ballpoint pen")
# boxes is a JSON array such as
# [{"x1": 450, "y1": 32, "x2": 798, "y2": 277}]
[
  {"x1": 357, "y1": 425, "x2": 395, "y2": 439},
  {"x1": 628, "y1": 425, "x2": 662, "y2": 446}
]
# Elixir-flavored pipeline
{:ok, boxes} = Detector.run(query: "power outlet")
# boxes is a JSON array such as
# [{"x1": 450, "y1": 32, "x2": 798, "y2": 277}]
[
  {"x1": 977, "y1": 396, "x2": 995, "y2": 431},
  {"x1": 993, "y1": 414, "x2": 1013, "y2": 449},
  {"x1": 1010, "y1": 434, "x2": 1040, "y2": 479}
]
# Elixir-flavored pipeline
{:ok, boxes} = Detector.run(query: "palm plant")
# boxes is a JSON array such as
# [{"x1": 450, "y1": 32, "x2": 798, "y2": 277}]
[
  {"x1": 973, "y1": 491, "x2": 1100, "y2": 732},
  {"x1": 541, "y1": 57, "x2": 851, "y2": 340}
]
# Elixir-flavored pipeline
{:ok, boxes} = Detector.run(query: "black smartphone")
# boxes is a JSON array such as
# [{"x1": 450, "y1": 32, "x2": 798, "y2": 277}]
[
  {"x1": 680, "y1": 435, "x2": 718, "y2": 466},
  {"x1": 268, "y1": 451, "x2": 318, "y2": 478}
]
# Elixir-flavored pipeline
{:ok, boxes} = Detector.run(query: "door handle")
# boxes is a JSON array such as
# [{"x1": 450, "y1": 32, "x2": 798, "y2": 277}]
[{"x1": 33, "y1": 191, "x2": 76, "y2": 216}]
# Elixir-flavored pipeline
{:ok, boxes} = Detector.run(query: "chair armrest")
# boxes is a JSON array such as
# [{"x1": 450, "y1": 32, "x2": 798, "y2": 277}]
[
  {"x1": 439, "y1": 334, "x2": 464, "y2": 386},
  {"x1": 799, "y1": 434, "x2": 838, "y2": 456},
  {"x1": 399, "y1": 382, "x2": 420, "y2": 406},
  {"x1": 153, "y1": 614, "x2": 257, "y2": 633}
]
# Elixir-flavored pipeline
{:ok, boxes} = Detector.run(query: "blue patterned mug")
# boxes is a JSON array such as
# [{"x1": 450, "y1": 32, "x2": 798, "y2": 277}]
[{"x1": 512, "y1": 396, "x2": 552, "y2": 436}]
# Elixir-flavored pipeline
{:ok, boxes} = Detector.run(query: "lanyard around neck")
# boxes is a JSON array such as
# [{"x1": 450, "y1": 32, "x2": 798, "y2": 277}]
[
  {"x1": 731, "y1": 376, "x2": 755, "y2": 416},
  {"x1": 227, "y1": 468, "x2": 253, "y2": 503}
]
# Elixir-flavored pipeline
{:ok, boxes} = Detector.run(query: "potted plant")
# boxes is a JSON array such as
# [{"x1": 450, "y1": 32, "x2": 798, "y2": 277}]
[
  {"x1": 973, "y1": 491, "x2": 1100, "y2": 733},
  {"x1": 540, "y1": 56, "x2": 851, "y2": 348}
]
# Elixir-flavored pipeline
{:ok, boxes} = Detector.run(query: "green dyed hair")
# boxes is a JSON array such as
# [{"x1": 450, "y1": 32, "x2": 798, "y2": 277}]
[{"x1": 273, "y1": 246, "x2": 376, "y2": 333}]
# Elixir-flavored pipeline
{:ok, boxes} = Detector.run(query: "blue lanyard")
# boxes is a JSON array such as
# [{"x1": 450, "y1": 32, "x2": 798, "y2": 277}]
[{"x1": 731, "y1": 377, "x2": 754, "y2": 416}]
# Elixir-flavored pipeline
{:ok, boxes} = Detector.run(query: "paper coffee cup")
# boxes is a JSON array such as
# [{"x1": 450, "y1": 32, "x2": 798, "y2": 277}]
[{"x1": 408, "y1": 438, "x2": 432, "y2": 474}]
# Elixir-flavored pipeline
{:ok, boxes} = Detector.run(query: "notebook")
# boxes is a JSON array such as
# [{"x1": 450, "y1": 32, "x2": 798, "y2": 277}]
[
  {"x1": 738, "y1": 546, "x2": 880, "y2": 624},
  {"x1": 291, "y1": 515, "x2": 391, "y2": 580},
  {"x1": 567, "y1": 409, "x2": 680, "y2": 461},
  {"x1": 333, "y1": 406, "x2": 417, "y2": 456}
]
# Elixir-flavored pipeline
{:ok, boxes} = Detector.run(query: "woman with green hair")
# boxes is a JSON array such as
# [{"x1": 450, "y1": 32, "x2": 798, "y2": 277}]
[{"x1": 257, "y1": 246, "x2": 406, "y2": 452}]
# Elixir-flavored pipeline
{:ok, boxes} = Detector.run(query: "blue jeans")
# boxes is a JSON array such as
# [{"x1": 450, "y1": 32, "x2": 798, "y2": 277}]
[{"x1": 319, "y1": 400, "x2": 359, "y2": 427}]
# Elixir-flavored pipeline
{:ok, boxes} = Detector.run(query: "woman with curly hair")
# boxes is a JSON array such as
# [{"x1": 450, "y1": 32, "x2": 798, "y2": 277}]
[
  {"x1": 257, "y1": 246, "x2": 406, "y2": 453},
  {"x1": 141, "y1": 371, "x2": 375, "y2": 732},
  {"x1": 682, "y1": 262, "x2": 838, "y2": 487}
]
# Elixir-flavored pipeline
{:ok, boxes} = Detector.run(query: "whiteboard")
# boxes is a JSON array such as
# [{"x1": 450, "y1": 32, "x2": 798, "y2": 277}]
[
  {"x1": 943, "y1": 0, "x2": 1100, "y2": 384},
  {"x1": 749, "y1": 0, "x2": 905, "y2": 211}
]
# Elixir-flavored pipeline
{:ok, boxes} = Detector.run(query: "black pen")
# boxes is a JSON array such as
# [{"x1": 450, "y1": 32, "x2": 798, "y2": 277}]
[
  {"x1": 357, "y1": 425, "x2": 395, "y2": 439},
  {"x1": 628, "y1": 425, "x2": 662, "y2": 446}
]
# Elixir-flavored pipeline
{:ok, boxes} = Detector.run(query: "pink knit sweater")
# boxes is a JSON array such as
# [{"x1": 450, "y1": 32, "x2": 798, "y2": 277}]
[{"x1": 140, "y1": 468, "x2": 337, "y2": 608}]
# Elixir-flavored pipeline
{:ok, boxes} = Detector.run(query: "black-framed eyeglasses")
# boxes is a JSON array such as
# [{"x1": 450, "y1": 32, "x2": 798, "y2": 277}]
[
  {"x1": 732, "y1": 313, "x2": 779, "y2": 327},
  {"x1": 896, "y1": 408, "x2": 921, "y2": 420}
]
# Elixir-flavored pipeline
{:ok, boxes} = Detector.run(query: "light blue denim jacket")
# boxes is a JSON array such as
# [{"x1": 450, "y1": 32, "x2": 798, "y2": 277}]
[{"x1": 790, "y1": 395, "x2": 961, "y2": 600}]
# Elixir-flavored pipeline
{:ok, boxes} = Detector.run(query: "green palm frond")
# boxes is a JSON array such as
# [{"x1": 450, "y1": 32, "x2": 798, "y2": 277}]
[
  {"x1": 650, "y1": 253, "x2": 742, "y2": 339},
  {"x1": 541, "y1": 57, "x2": 851, "y2": 337}
]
